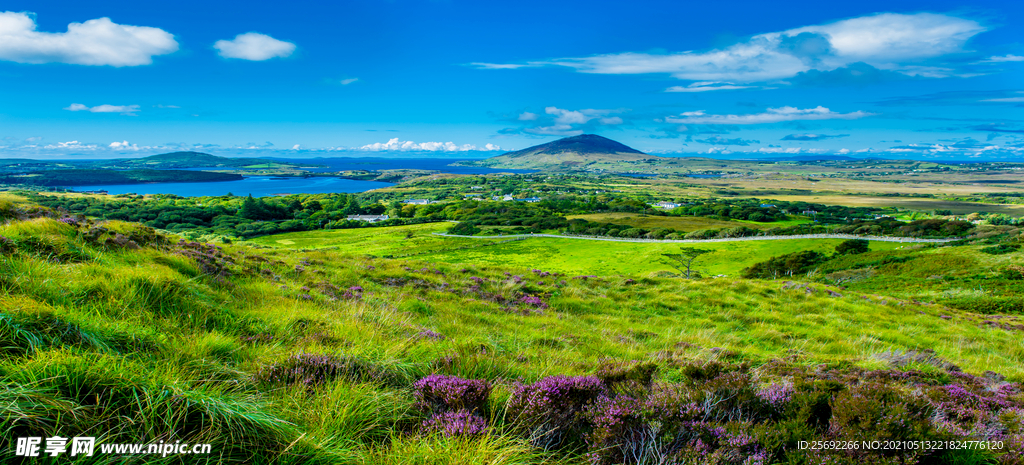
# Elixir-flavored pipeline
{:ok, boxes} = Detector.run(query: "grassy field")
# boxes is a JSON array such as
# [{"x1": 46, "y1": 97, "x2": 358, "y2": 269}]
[
  {"x1": 4, "y1": 203, "x2": 1023, "y2": 463},
  {"x1": 249, "y1": 223, "x2": 906, "y2": 277}
]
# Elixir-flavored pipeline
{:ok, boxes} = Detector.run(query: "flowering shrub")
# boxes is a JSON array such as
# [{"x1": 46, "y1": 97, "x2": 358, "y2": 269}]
[
  {"x1": 57, "y1": 216, "x2": 79, "y2": 227},
  {"x1": 507, "y1": 375, "x2": 605, "y2": 450},
  {"x1": 173, "y1": 239, "x2": 232, "y2": 277},
  {"x1": 414, "y1": 374, "x2": 491, "y2": 415},
  {"x1": 255, "y1": 352, "x2": 394, "y2": 387},
  {"x1": 518, "y1": 294, "x2": 548, "y2": 310},
  {"x1": 422, "y1": 409, "x2": 488, "y2": 437}
]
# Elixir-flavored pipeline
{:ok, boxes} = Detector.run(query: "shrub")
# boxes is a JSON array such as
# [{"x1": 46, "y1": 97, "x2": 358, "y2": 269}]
[
  {"x1": 835, "y1": 239, "x2": 869, "y2": 255},
  {"x1": 828, "y1": 382, "x2": 936, "y2": 459},
  {"x1": 256, "y1": 353, "x2": 400, "y2": 388},
  {"x1": 981, "y1": 244, "x2": 1020, "y2": 255},
  {"x1": 422, "y1": 409, "x2": 489, "y2": 437},
  {"x1": 413, "y1": 374, "x2": 491, "y2": 416},
  {"x1": 506, "y1": 375, "x2": 605, "y2": 450}
]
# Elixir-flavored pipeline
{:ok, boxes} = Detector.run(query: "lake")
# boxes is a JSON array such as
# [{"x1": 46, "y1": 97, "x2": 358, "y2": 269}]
[{"x1": 69, "y1": 176, "x2": 395, "y2": 198}]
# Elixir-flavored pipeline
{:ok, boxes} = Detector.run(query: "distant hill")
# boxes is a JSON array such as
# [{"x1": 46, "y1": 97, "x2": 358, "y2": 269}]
[
  {"x1": 469, "y1": 134, "x2": 661, "y2": 170},
  {"x1": 95, "y1": 152, "x2": 301, "y2": 170},
  {"x1": 0, "y1": 169, "x2": 243, "y2": 187}
]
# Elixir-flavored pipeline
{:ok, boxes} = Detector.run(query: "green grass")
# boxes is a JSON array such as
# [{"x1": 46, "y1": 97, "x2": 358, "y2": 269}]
[
  {"x1": 249, "y1": 223, "x2": 905, "y2": 277},
  {"x1": 3, "y1": 214, "x2": 1022, "y2": 463}
]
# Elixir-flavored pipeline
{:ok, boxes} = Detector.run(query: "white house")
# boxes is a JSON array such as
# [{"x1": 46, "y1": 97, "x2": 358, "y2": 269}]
[
  {"x1": 346, "y1": 215, "x2": 390, "y2": 223},
  {"x1": 654, "y1": 202, "x2": 681, "y2": 209},
  {"x1": 403, "y1": 199, "x2": 433, "y2": 205}
]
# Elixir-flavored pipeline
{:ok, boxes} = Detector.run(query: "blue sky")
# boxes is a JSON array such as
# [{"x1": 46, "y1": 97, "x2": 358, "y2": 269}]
[{"x1": 1, "y1": 0, "x2": 1022, "y2": 160}]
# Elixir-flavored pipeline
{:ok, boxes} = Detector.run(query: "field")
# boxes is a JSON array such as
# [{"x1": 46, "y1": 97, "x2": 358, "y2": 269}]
[
  {"x1": 4, "y1": 181, "x2": 1024, "y2": 464},
  {"x1": 249, "y1": 223, "x2": 907, "y2": 277}
]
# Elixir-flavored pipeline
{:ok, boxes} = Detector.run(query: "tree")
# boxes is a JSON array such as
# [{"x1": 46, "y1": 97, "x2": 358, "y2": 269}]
[
  {"x1": 835, "y1": 239, "x2": 869, "y2": 255},
  {"x1": 662, "y1": 247, "x2": 713, "y2": 278}
]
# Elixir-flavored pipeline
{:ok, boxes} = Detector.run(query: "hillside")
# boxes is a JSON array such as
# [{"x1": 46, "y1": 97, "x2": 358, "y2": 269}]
[
  {"x1": 0, "y1": 169, "x2": 243, "y2": 186},
  {"x1": 0, "y1": 196, "x2": 1021, "y2": 464},
  {"x1": 469, "y1": 134, "x2": 663, "y2": 171},
  {"x1": 95, "y1": 151, "x2": 303, "y2": 170}
]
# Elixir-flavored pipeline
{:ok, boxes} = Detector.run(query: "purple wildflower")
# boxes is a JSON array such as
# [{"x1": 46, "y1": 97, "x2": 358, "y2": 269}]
[{"x1": 422, "y1": 410, "x2": 488, "y2": 437}]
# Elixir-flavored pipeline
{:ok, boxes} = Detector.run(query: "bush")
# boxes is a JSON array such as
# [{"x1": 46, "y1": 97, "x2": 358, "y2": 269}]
[
  {"x1": 981, "y1": 244, "x2": 1020, "y2": 255},
  {"x1": 506, "y1": 375, "x2": 605, "y2": 450},
  {"x1": 835, "y1": 239, "x2": 869, "y2": 255}
]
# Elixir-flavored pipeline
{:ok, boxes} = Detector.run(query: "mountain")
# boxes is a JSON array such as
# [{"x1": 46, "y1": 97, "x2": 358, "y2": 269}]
[{"x1": 470, "y1": 134, "x2": 660, "y2": 170}]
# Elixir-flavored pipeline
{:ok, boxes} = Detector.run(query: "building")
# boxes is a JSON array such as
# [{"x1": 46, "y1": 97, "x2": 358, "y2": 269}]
[
  {"x1": 517, "y1": 197, "x2": 542, "y2": 203},
  {"x1": 653, "y1": 201, "x2": 681, "y2": 209},
  {"x1": 346, "y1": 215, "x2": 390, "y2": 223},
  {"x1": 403, "y1": 199, "x2": 433, "y2": 205}
]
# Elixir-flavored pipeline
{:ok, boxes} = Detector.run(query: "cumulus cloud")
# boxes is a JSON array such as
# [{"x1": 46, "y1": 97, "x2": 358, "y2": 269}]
[
  {"x1": 782, "y1": 133, "x2": 850, "y2": 141},
  {"x1": 214, "y1": 32, "x2": 295, "y2": 61},
  {"x1": 64, "y1": 103, "x2": 140, "y2": 115},
  {"x1": 109, "y1": 140, "x2": 139, "y2": 150},
  {"x1": 339, "y1": 78, "x2": 358, "y2": 85},
  {"x1": 665, "y1": 81, "x2": 757, "y2": 92},
  {"x1": 479, "y1": 12, "x2": 986, "y2": 83},
  {"x1": 665, "y1": 106, "x2": 873, "y2": 125},
  {"x1": 0, "y1": 11, "x2": 178, "y2": 66},
  {"x1": 359, "y1": 138, "x2": 501, "y2": 152}
]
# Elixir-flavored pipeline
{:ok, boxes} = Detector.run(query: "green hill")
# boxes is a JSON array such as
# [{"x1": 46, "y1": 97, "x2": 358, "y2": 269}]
[
  {"x1": 95, "y1": 151, "x2": 301, "y2": 170},
  {"x1": 0, "y1": 169, "x2": 243, "y2": 186},
  {"x1": 0, "y1": 197, "x2": 1021, "y2": 464}
]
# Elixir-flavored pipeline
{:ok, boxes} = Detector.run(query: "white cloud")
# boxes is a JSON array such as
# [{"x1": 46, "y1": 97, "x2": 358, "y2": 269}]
[
  {"x1": 340, "y1": 78, "x2": 358, "y2": 85},
  {"x1": 469, "y1": 62, "x2": 537, "y2": 69},
  {"x1": 0, "y1": 11, "x2": 177, "y2": 66},
  {"x1": 359, "y1": 138, "x2": 501, "y2": 152},
  {"x1": 665, "y1": 106, "x2": 874, "y2": 124},
  {"x1": 484, "y1": 12, "x2": 986, "y2": 82},
  {"x1": 64, "y1": 103, "x2": 140, "y2": 115},
  {"x1": 518, "y1": 112, "x2": 538, "y2": 121},
  {"x1": 214, "y1": 32, "x2": 295, "y2": 61},
  {"x1": 291, "y1": 144, "x2": 301, "y2": 150},
  {"x1": 545, "y1": 106, "x2": 615, "y2": 125},
  {"x1": 109, "y1": 140, "x2": 139, "y2": 150},
  {"x1": 665, "y1": 81, "x2": 757, "y2": 92},
  {"x1": 978, "y1": 54, "x2": 1024, "y2": 63},
  {"x1": 600, "y1": 117, "x2": 623, "y2": 125}
]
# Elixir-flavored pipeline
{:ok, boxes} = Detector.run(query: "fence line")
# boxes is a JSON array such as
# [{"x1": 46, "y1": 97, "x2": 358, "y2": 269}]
[{"x1": 433, "y1": 232, "x2": 960, "y2": 244}]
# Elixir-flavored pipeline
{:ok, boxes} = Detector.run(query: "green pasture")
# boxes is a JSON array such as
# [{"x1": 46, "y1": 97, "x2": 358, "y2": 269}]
[{"x1": 249, "y1": 223, "x2": 906, "y2": 277}]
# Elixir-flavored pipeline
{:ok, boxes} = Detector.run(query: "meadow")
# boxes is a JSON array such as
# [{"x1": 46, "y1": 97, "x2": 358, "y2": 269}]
[
  {"x1": 2, "y1": 186, "x2": 1023, "y2": 464},
  {"x1": 2, "y1": 213, "x2": 1022, "y2": 464},
  {"x1": 247, "y1": 223, "x2": 908, "y2": 277}
]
